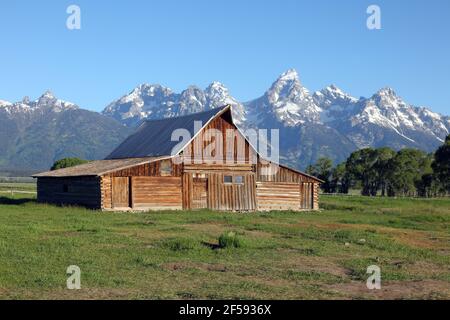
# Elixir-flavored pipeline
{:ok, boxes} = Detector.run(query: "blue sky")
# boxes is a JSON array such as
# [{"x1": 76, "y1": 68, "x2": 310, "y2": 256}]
[{"x1": 0, "y1": 0, "x2": 449, "y2": 114}]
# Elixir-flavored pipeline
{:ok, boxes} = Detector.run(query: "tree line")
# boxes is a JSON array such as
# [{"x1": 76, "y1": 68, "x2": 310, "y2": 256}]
[{"x1": 306, "y1": 135, "x2": 450, "y2": 197}]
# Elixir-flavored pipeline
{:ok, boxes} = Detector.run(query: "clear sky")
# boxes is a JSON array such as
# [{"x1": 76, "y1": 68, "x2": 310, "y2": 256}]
[{"x1": 0, "y1": 0, "x2": 449, "y2": 114}]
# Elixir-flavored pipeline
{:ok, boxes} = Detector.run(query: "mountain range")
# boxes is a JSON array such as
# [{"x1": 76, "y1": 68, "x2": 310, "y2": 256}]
[{"x1": 1, "y1": 69, "x2": 448, "y2": 173}]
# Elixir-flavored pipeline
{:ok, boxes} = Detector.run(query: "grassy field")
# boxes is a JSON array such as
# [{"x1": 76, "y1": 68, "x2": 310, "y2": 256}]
[
  {"x1": 0, "y1": 182, "x2": 36, "y2": 193},
  {"x1": 0, "y1": 191, "x2": 448, "y2": 300}
]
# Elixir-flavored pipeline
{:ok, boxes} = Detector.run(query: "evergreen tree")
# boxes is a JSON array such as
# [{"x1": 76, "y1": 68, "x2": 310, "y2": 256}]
[{"x1": 432, "y1": 135, "x2": 450, "y2": 193}]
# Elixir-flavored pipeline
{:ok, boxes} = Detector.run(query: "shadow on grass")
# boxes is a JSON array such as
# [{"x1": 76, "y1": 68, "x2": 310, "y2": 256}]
[
  {"x1": 0, "y1": 197, "x2": 37, "y2": 205},
  {"x1": 201, "y1": 241, "x2": 221, "y2": 250}
]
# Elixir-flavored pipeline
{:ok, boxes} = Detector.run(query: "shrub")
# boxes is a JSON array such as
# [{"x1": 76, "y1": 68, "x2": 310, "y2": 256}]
[
  {"x1": 218, "y1": 232, "x2": 242, "y2": 249},
  {"x1": 51, "y1": 158, "x2": 89, "y2": 171}
]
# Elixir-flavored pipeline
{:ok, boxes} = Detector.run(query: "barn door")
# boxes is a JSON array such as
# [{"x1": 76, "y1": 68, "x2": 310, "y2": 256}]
[
  {"x1": 192, "y1": 177, "x2": 208, "y2": 209},
  {"x1": 112, "y1": 177, "x2": 131, "y2": 208},
  {"x1": 300, "y1": 182, "x2": 313, "y2": 210}
]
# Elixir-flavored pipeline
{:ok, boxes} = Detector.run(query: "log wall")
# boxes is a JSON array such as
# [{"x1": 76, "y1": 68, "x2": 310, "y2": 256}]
[
  {"x1": 256, "y1": 182, "x2": 300, "y2": 211},
  {"x1": 37, "y1": 177, "x2": 101, "y2": 209}
]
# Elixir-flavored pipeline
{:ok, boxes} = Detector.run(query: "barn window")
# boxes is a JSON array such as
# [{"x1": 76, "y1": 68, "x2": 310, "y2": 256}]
[
  {"x1": 62, "y1": 184, "x2": 69, "y2": 193},
  {"x1": 160, "y1": 160, "x2": 172, "y2": 176},
  {"x1": 234, "y1": 176, "x2": 244, "y2": 184},
  {"x1": 224, "y1": 176, "x2": 233, "y2": 184}
]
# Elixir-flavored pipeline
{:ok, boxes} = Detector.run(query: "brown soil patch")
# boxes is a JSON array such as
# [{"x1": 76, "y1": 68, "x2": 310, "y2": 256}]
[
  {"x1": 162, "y1": 261, "x2": 228, "y2": 273},
  {"x1": 326, "y1": 280, "x2": 450, "y2": 300},
  {"x1": 405, "y1": 261, "x2": 450, "y2": 277},
  {"x1": 293, "y1": 221, "x2": 449, "y2": 250},
  {"x1": 283, "y1": 255, "x2": 350, "y2": 277},
  {"x1": 0, "y1": 287, "x2": 140, "y2": 300},
  {"x1": 391, "y1": 231, "x2": 449, "y2": 250}
]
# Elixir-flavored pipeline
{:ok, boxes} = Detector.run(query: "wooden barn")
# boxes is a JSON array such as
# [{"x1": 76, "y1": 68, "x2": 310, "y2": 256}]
[{"x1": 33, "y1": 105, "x2": 322, "y2": 211}]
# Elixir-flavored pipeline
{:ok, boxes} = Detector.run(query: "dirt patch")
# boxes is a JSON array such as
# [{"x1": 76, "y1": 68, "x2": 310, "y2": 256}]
[
  {"x1": 326, "y1": 280, "x2": 450, "y2": 299},
  {"x1": 291, "y1": 221, "x2": 449, "y2": 250},
  {"x1": 186, "y1": 223, "x2": 226, "y2": 235},
  {"x1": 391, "y1": 231, "x2": 449, "y2": 250},
  {"x1": 161, "y1": 262, "x2": 228, "y2": 273},
  {"x1": 0, "y1": 287, "x2": 140, "y2": 300},
  {"x1": 283, "y1": 255, "x2": 350, "y2": 278},
  {"x1": 405, "y1": 261, "x2": 450, "y2": 277}
]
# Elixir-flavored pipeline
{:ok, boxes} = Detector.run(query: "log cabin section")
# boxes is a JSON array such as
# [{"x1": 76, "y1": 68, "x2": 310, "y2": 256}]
[{"x1": 33, "y1": 105, "x2": 323, "y2": 211}]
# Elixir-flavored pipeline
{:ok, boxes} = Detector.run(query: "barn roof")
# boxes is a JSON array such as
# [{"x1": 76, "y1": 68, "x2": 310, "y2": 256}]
[
  {"x1": 32, "y1": 157, "x2": 165, "y2": 178},
  {"x1": 105, "y1": 105, "x2": 230, "y2": 160}
]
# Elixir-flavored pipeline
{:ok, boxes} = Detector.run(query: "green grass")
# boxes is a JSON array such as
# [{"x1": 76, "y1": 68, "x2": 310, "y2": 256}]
[
  {"x1": 0, "y1": 182, "x2": 36, "y2": 193},
  {"x1": 0, "y1": 194, "x2": 448, "y2": 300}
]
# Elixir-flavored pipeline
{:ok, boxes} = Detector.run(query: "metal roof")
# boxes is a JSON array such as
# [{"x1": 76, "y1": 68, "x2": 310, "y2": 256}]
[{"x1": 105, "y1": 106, "x2": 230, "y2": 160}]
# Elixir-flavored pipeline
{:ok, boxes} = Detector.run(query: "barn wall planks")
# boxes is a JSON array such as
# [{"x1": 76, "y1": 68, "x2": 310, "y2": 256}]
[
  {"x1": 37, "y1": 177, "x2": 101, "y2": 209},
  {"x1": 256, "y1": 182, "x2": 301, "y2": 211},
  {"x1": 313, "y1": 183, "x2": 320, "y2": 210},
  {"x1": 181, "y1": 163, "x2": 256, "y2": 211},
  {"x1": 257, "y1": 162, "x2": 318, "y2": 183},
  {"x1": 107, "y1": 160, "x2": 182, "y2": 177},
  {"x1": 132, "y1": 176, "x2": 182, "y2": 210},
  {"x1": 207, "y1": 172, "x2": 256, "y2": 211},
  {"x1": 181, "y1": 115, "x2": 257, "y2": 165},
  {"x1": 112, "y1": 177, "x2": 130, "y2": 208}
]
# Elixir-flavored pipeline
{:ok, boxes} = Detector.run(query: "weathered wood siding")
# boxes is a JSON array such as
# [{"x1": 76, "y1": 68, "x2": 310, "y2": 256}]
[
  {"x1": 37, "y1": 177, "x2": 101, "y2": 209},
  {"x1": 208, "y1": 173, "x2": 256, "y2": 211},
  {"x1": 313, "y1": 183, "x2": 319, "y2": 210},
  {"x1": 299, "y1": 182, "x2": 313, "y2": 210},
  {"x1": 256, "y1": 182, "x2": 300, "y2": 211},
  {"x1": 256, "y1": 161, "x2": 320, "y2": 211},
  {"x1": 132, "y1": 176, "x2": 182, "y2": 210},
  {"x1": 107, "y1": 160, "x2": 182, "y2": 177},
  {"x1": 101, "y1": 159, "x2": 182, "y2": 210},
  {"x1": 181, "y1": 115, "x2": 256, "y2": 164},
  {"x1": 182, "y1": 165, "x2": 256, "y2": 211},
  {"x1": 257, "y1": 162, "x2": 318, "y2": 183},
  {"x1": 101, "y1": 176, "x2": 112, "y2": 209}
]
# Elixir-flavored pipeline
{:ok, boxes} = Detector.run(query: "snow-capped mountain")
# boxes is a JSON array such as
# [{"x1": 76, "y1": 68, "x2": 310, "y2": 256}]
[
  {"x1": 313, "y1": 85, "x2": 359, "y2": 123},
  {"x1": 103, "y1": 82, "x2": 245, "y2": 127},
  {"x1": 0, "y1": 99, "x2": 12, "y2": 107},
  {"x1": 100, "y1": 69, "x2": 449, "y2": 168},
  {"x1": 244, "y1": 70, "x2": 356, "y2": 167},
  {"x1": 1, "y1": 69, "x2": 448, "y2": 171},
  {"x1": 320, "y1": 87, "x2": 450, "y2": 150},
  {"x1": 246, "y1": 69, "x2": 322, "y2": 126},
  {"x1": 0, "y1": 91, "x2": 78, "y2": 117},
  {"x1": 0, "y1": 91, "x2": 130, "y2": 170}
]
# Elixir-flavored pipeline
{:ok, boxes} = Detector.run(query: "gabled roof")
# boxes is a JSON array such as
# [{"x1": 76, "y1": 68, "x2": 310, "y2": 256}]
[
  {"x1": 106, "y1": 106, "x2": 230, "y2": 160},
  {"x1": 32, "y1": 157, "x2": 164, "y2": 177}
]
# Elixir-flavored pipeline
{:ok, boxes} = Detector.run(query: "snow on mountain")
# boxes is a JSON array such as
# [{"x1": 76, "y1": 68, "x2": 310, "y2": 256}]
[
  {"x1": 313, "y1": 84, "x2": 358, "y2": 109},
  {"x1": 245, "y1": 69, "x2": 322, "y2": 126},
  {"x1": 0, "y1": 91, "x2": 78, "y2": 116},
  {"x1": 0, "y1": 91, "x2": 129, "y2": 171},
  {"x1": 205, "y1": 82, "x2": 246, "y2": 124},
  {"x1": 102, "y1": 82, "x2": 245, "y2": 126},
  {"x1": 0, "y1": 99, "x2": 12, "y2": 107},
  {"x1": 2, "y1": 69, "x2": 448, "y2": 171},
  {"x1": 101, "y1": 69, "x2": 449, "y2": 167},
  {"x1": 313, "y1": 85, "x2": 359, "y2": 123},
  {"x1": 345, "y1": 88, "x2": 448, "y2": 146}
]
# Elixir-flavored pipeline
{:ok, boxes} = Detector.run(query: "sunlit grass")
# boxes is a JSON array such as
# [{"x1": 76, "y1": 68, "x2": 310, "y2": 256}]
[{"x1": 0, "y1": 194, "x2": 448, "y2": 299}]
